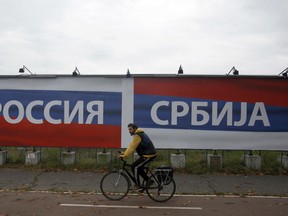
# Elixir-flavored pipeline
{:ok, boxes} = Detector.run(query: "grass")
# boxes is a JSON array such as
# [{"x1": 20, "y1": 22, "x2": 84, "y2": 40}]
[{"x1": 1, "y1": 147, "x2": 288, "y2": 175}]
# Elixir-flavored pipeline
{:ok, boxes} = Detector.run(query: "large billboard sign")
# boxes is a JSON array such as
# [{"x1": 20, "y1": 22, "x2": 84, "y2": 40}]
[
  {"x1": 134, "y1": 77, "x2": 288, "y2": 150},
  {"x1": 0, "y1": 77, "x2": 125, "y2": 148},
  {"x1": 0, "y1": 75, "x2": 287, "y2": 150}
]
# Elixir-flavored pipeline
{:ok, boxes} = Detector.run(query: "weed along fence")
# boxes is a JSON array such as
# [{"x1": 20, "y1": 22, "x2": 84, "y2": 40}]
[
  {"x1": 1, "y1": 147, "x2": 288, "y2": 173},
  {"x1": 0, "y1": 74, "x2": 288, "y2": 171}
]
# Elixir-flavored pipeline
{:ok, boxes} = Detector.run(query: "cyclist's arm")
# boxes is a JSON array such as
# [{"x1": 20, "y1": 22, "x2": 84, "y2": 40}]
[{"x1": 121, "y1": 135, "x2": 141, "y2": 159}]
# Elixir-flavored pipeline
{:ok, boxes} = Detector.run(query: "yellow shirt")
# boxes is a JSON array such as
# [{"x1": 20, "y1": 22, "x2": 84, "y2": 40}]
[{"x1": 122, "y1": 128, "x2": 156, "y2": 159}]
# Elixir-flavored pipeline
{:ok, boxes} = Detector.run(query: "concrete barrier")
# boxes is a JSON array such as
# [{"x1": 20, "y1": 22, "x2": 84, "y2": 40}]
[
  {"x1": 25, "y1": 151, "x2": 41, "y2": 165},
  {"x1": 170, "y1": 153, "x2": 185, "y2": 168},
  {"x1": 244, "y1": 154, "x2": 261, "y2": 169},
  {"x1": 277, "y1": 155, "x2": 288, "y2": 168},
  {"x1": 0, "y1": 151, "x2": 7, "y2": 165},
  {"x1": 207, "y1": 154, "x2": 223, "y2": 168},
  {"x1": 97, "y1": 152, "x2": 111, "y2": 165},
  {"x1": 61, "y1": 151, "x2": 76, "y2": 165}
]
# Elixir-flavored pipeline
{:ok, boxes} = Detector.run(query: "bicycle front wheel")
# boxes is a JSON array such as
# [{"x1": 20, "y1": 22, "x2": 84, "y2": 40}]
[
  {"x1": 100, "y1": 171, "x2": 130, "y2": 201},
  {"x1": 146, "y1": 175, "x2": 176, "y2": 202}
]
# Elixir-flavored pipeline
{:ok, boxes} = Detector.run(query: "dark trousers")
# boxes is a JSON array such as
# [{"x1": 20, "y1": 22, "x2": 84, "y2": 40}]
[{"x1": 131, "y1": 155, "x2": 156, "y2": 186}]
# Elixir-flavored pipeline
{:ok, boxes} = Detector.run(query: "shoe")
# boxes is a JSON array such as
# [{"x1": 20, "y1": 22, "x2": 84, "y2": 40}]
[
  {"x1": 138, "y1": 187, "x2": 145, "y2": 193},
  {"x1": 138, "y1": 180, "x2": 155, "y2": 193}
]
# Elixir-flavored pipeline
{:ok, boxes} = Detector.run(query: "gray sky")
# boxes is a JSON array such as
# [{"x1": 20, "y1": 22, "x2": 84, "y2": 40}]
[{"x1": 0, "y1": 0, "x2": 287, "y2": 76}]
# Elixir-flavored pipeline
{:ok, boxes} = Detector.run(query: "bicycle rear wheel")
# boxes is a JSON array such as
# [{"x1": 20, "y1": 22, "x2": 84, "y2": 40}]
[
  {"x1": 146, "y1": 174, "x2": 176, "y2": 202},
  {"x1": 100, "y1": 171, "x2": 130, "y2": 201}
]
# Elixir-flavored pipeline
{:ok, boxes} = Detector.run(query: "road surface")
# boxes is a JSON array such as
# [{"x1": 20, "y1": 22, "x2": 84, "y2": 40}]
[{"x1": 0, "y1": 191, "x2": 287, "y2": 216}]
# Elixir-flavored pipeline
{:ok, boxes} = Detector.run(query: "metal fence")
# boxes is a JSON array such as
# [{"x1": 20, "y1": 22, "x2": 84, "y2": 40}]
[{"x1": 1, "y1": 147, "x2": 287, "y2": 173}]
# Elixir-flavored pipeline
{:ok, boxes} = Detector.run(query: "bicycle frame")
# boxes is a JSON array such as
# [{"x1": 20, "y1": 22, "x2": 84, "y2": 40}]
[
  {"x1": 119, "y1": 160, "x2": 152, "y2": 188},
  {"x1": 119, "y1": 160, "x2": 135, "y2": 185}
]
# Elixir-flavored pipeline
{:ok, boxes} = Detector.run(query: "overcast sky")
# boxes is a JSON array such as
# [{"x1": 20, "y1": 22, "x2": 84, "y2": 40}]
[{"x1": 0, "y1": 0, "x2": 287, "y2": 76}]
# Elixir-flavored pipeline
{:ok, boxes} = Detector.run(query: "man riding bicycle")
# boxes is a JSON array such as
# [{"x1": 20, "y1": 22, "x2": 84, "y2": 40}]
[{"x1": 120, "y1": 123, "x2": 157, "y2": 191}]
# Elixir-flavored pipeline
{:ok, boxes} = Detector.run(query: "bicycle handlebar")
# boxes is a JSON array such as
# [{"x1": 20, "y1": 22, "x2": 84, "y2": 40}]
[{"x1": 117, "y1": 152, "x2": 131, "y2": 167}]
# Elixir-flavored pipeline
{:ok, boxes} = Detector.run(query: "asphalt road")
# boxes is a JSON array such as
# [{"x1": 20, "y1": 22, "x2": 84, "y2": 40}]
[
  {"x1": 0, "y1": 191, "x2": 287, "y2": 216},
  {"x1": 0, "y1": 168, "x2": 288, "y2": 196},
  {"x1": 1, "y1": 167, "x2": 288, "y2": 215}
]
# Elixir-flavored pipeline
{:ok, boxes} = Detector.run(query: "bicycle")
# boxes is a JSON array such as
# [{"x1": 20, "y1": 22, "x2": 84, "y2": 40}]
[{"x1": 100, "y1": 158, "x2": 176, "y2": 202}]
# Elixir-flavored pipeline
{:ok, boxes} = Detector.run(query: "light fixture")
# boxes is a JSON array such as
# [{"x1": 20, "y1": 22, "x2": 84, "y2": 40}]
[
  {"x1": 126, "y1": 69, "x2": 131, "y2": 78},
  {"x1": 72, "y1": 67, "x2": 80, "y2": 76},
  {"x1": 177, "y1": 65, "x2": 183, "y2": 74},
  {"x1": 277, "y1": 67, "x2": 288, "y2": 77},
  {"x1": 227, "y1": 66, "x2": 239, "y2": 75},
  {"x1": 19, "y1": 65, "x2": 34, "y2": 75}
]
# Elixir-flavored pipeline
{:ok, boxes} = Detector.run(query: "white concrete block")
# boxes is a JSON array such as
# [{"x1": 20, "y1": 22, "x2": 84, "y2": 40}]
[
  {"x1": 62, "y1": 151, "x2": 76, "y2": 165},
  {"x1": 25, "y1": 151, "x2": 41, "y2": 165},
  {"x1": 170, "y1": 154, "x2": 185, "y2": 168},
  {"x1": 97, "y1": 152, "x2": 111, "y2": 165},
  {"x1": 207, "y1": 154, "x2": 223, "y2": 168},
  {"x1": 277, "y1": 155, "x2": 288, "y2": 168},
  {"x1": 0, "y1": 151, "x2": 7, "y2": 165},
  {"x1": 244, "y1": 155, "x2": 261, "y2": 169}
]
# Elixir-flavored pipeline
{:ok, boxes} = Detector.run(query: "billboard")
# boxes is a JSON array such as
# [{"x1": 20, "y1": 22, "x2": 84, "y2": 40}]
[
  {"x1": 134, "y1": 77, "x2": 288, "y2": 150},
  {"x1": 0, "y1": 75, "x2": 287, "y2": 150},
  {"x1": 0, "y1": 77, "x2": 126, "y2": 148}
]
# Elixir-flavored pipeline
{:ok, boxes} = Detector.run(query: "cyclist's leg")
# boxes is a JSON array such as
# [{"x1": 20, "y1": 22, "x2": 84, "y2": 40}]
[
  {"x1": 134, "y1": 156, "x2": 156, "y2": 185},
  {"x1": 131, "y1": 156, "x2": 146, "y2": 186}
]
